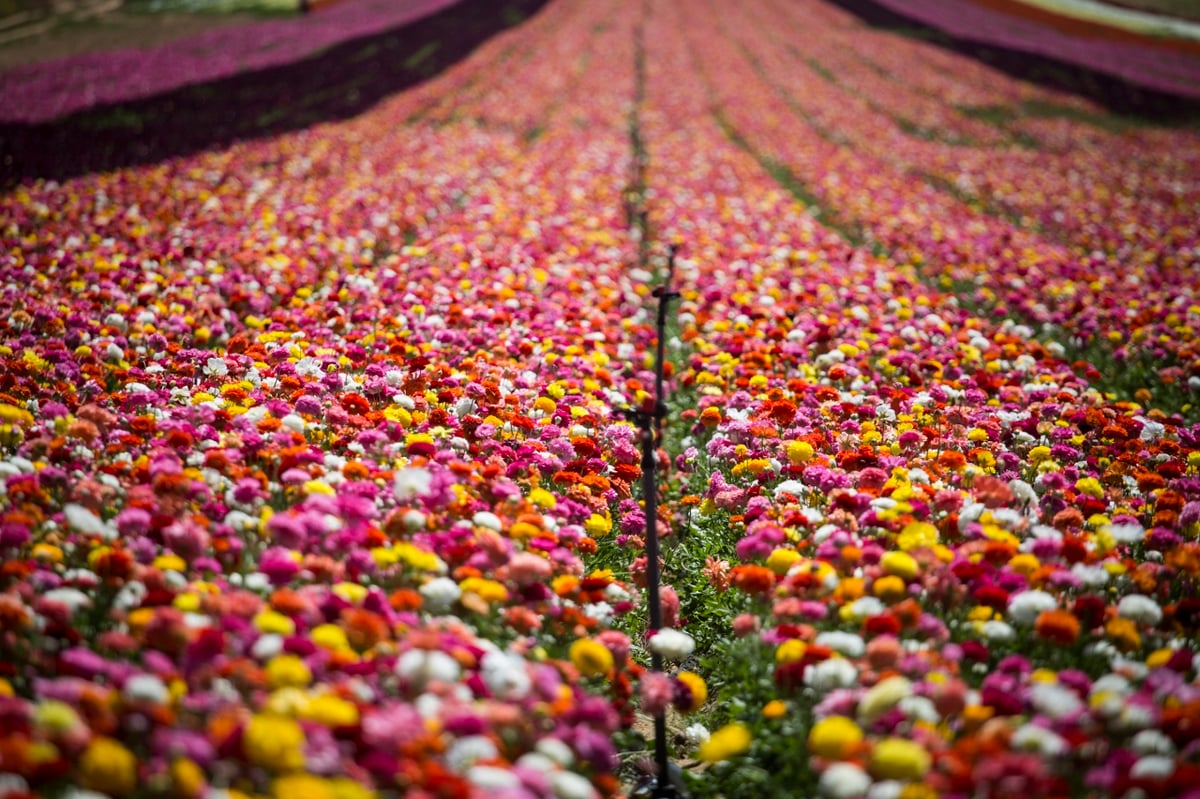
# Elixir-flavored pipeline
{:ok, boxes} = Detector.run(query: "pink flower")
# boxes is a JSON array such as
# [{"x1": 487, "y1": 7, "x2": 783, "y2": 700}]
[
  {"x1": 660, "y1": 585, "x2": 680, "y2": 629},
  {"x1": 597, "y1": 630, "x2": 631, "y2": 664},
  {"x1": 640, "y1": 672, "x2": 673, "y2": 716},
  {"x1": 506, "y1": 552, "x2": 553, "y2": 586},
  {"x1": 732, "y1": 614, "x2": 760, "y2": 638}
]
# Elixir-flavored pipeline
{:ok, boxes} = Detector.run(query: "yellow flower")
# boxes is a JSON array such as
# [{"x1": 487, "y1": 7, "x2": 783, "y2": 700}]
[
  {"x1": 1075, "y1": 477, "x2": 1104, "y2": 499},
  {"x1": 697, "y1": 722, "x2": 752, "y2": 763},
  {"x1": 731, "y1": 458, "x2": 772, "y2": 477},
  {"x1": 1147, "y1": 649, "x2": 1175, "y2": 668},
  {"x1": 569, "y1": 639, "x2": 614, "y2": 677},
  {"x1": 329, "y1": 777, "x2": 378, "y2": 799},
  {"x1": 870, "y1": 737, "x2": 931, "y2": 780},
  {"x1": 766, "y1": 548, "x2": 801, "y2": 575},
  {"x1": 808, "y1": 716, "x2": 863, "y2": 759},
  {"x1": 273, "y1": 773, "x2": 335, "y2": 799},
  {"x1": 243, "y1": 714, "x2": 306, "y2": 772},
  {"x1": 1028, "y1": 446, "x2": 1052, "y2": 465},
  {"x1": 896, "y1": 521, "x2": 938, "y2": 551},
  {"x1": 311, "y1": 624, "x2": 352, "y2": 653},
  {"x1": 776, "y1": 639, "x2": 808, "y2": 664},
  {"x1": 529, "y1": 487, "x2": 557, "y2": 509},
  {"x1": 676, "y1": 672, "x2": 708, "y2": 713},
  {"x1": 460, "y1": 577, "x2": 509, "y2": 604},
  {"x1": 32, "y1": 543, "x2": 64, "y2": 563},
  {"x1": 34, "y1": 700, "x2": 82, "y2": 735},
  {"x1": 170, "y1": 757, "x2": 207, "y2": 799},
  {"x1": 299, "y1": 694, "x2": 360, "y2": 728},
  {"x1": 873, "y1": 575, "x2": 907, "y2": 602},
  {"x1": 155, "y1": 553, "x2": 188, "y2": 573},
  {"x1": 254, "y1": 610, "x2": 296, "y2": 636},
  {"x1": 880, "y1": 551, "x2": 919, "y2": 580},
  {"x1": 0, "y1": 403, "x2": 33, "y2": 427},
  {"x1": 79, "y1": 737, "x2": 138, "y2": 796},
  {"x1": 332, "y1": 582, "x2": 369, "y2": 604},
  {"x1": 584, "y1": 513, "x2": 612, "y2": 537},
  {"x1": 1008, "y1": 553, "x2": 1040, "y2": 577},
  {"x1": 786, "y1": 440, "x2": 815, "y2": 464},
  {"x1": 266, "y1": 654, "x2": 312, "y2": 690}
]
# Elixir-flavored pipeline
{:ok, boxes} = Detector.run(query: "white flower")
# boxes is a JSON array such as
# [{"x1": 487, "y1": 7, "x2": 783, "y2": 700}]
[
  {"x1": 683, "y1": 723, "x2": 710, "y2": 748},
  {"x1": 41, "y1": 588, "x2": 91, "y2": 615},
  {"x1": 898, "y1": 695, "x2": 939, "y2": 723},
  {"x1": 550, "y1": 771, "x2": 600, "y2": 799},
  {"x1": 1071, "y1": 563, "x2": 1109, "y2": 589},
  {"x1": 472, "y1": 511, "x2": 502, "y2": 531},
  {"x1": 63, "y1": 504, "x2": 116, "y2": 541},
  {"x1": 1138, "y1": 418, "x2": 1166, "y2": 442},
  {"x1": 395, "y1": 649, "x2": 461, "y2": 688},
  {"x1": 819, "y1": 762, "x2": 872, "y2": 799},
  {"x1": 113, "y1": 581, "x2": 148, "y2": 611},
  {"x1": 1117, "y1": 594, "x2": 1162, "y2": 626},
  {"x1": 816, "y1": 631, "x2": 865, "y2": 659},
  {"x1": 123, "y1": 674, "x2": 169, "y2": 705},
  {"x1": 604, "y1": 583, "x2": 632, "y2": 603},
  {"x1": 845, "y1": 597, "x2": 886, "y2": 620},
  {"x1": 515, "y1": 752, "x2": 558, "y2": 773},
  {"x1": 1130, "y1": 755, "x2": 1175, "y2": 779},
  {"x1": 866, "y1": 778, "x2": 903, "y2": 799},
  {"x1": 582, "y1": 602, "x2": 614, "y2": 625},
  {"x1": 419, "y1": 577, "x2": 461, "y2": 613},
  {"x1": 0, "y1": 774, "x2": 29, "y2": 798},
  {"x1": 648, "y1": 628, "x2": 695, "y2": 661},
  {"x1": 1116, "y1": 703, "x2": 1156, "y2": 731},
  {"x1": 480, "y1": 651, "x2": 531, "y2": 701},
  {"x1": 467, "y1": 766, "x2": 520, "y2": 790},
  {"x1": 1012, "y1": 724, "x2": 1068, "y2": 756},
  {"x1": 453, "y1": 398, "x2": 477, "y2": 418},
  {"x1": 394, "y1": 467, "x2": 434, "y2": 502},
  {"x1": 805, "y1": 658, "x2": 859, "y2": 693},
  {"x1": 1106, "y1": 523, "x2": 1145, "y2": 544},
  {"x1": 537, "y1": 737, "x2": 575, "y2": 767},
  {"x1": 981, "y1": 620, "x2": 1016, "y2": 641},
  {"x1": 1007, "y1": 590, "x2": 1058, "y2": 625},
  {"x1": 1131, "y1": 729, "x2": 1175, "y2": 756},
  {"x1": 1029, "y1": 682, "x2": 1083, "y2": 719},
  {"x1": 445, "y1": 735, "x2": 498, "y2": 772},
  {"x1": 281, "y1": 413, "x2": 306, "y2": 433},
  {"x1": 204, "y1": 357, "x2": 229, "y2": 377},
  {"x1": 773, "y1": 480, "x2": 806, "y2": 500},
  {"x1": 958, "y1": 501, "x2": 985, "y2": 534},
  {"x1": 251, "y1": 634, "x2": 285, "y2": 661},
  {"x1": 859, "y1": 676, "x2": 912, "y2": 723},
  {"x1": 1091, "y1": 673, "x2": 1131, "y2": 698}
]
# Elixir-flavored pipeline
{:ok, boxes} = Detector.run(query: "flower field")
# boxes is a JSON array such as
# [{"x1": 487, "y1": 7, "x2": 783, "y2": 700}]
[{"x1": 2, "y1": 0, "x2": 1200, "y2": 797}]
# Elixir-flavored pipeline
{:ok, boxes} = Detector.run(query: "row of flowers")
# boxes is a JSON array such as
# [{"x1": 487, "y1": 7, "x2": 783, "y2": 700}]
[
  {"x1": 2, "y1": 0, "x2": 1199, "y2": 796},
  {"x1": 627, "y1": 2, "x2": 1200, "y2": 796},
  {"x1": 685, "y1": 0, "x2": 1200, "y2": 413},
  {"x1": 0, "y1": 0, "x2": 462, "y2": 124}
]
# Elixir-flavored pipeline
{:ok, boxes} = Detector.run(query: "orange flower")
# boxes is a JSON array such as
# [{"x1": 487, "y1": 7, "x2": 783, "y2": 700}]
[
  {"x1": 1034, "y1": 610, "x2": 1081, "y2": 646},
  {"x1": 1105, "y1": 617, "x2": 1142, "y2": 652},
  {"x1": 937, "y1": 451, "x2": 967, "y2": 471},
  {"x1": 730, "y1": 565, "x2": 776, "y2": 596},
  {"x1": 389, "y1": 589, "x2": 423, "y2": 612},
  {"x1": 342, "y1": 608, "x2": 390, "y2": 651}
]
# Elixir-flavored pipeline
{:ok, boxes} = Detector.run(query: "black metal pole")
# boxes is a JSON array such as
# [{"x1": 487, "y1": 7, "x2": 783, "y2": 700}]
[{"x1": 640, "y1": 246, "x2": 679, "y2": 798}]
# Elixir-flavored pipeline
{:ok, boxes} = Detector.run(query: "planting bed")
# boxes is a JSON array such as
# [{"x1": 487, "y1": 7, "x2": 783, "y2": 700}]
[{"x1": 1, "y1": 1, "x2": 1199, "y2": 798}]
